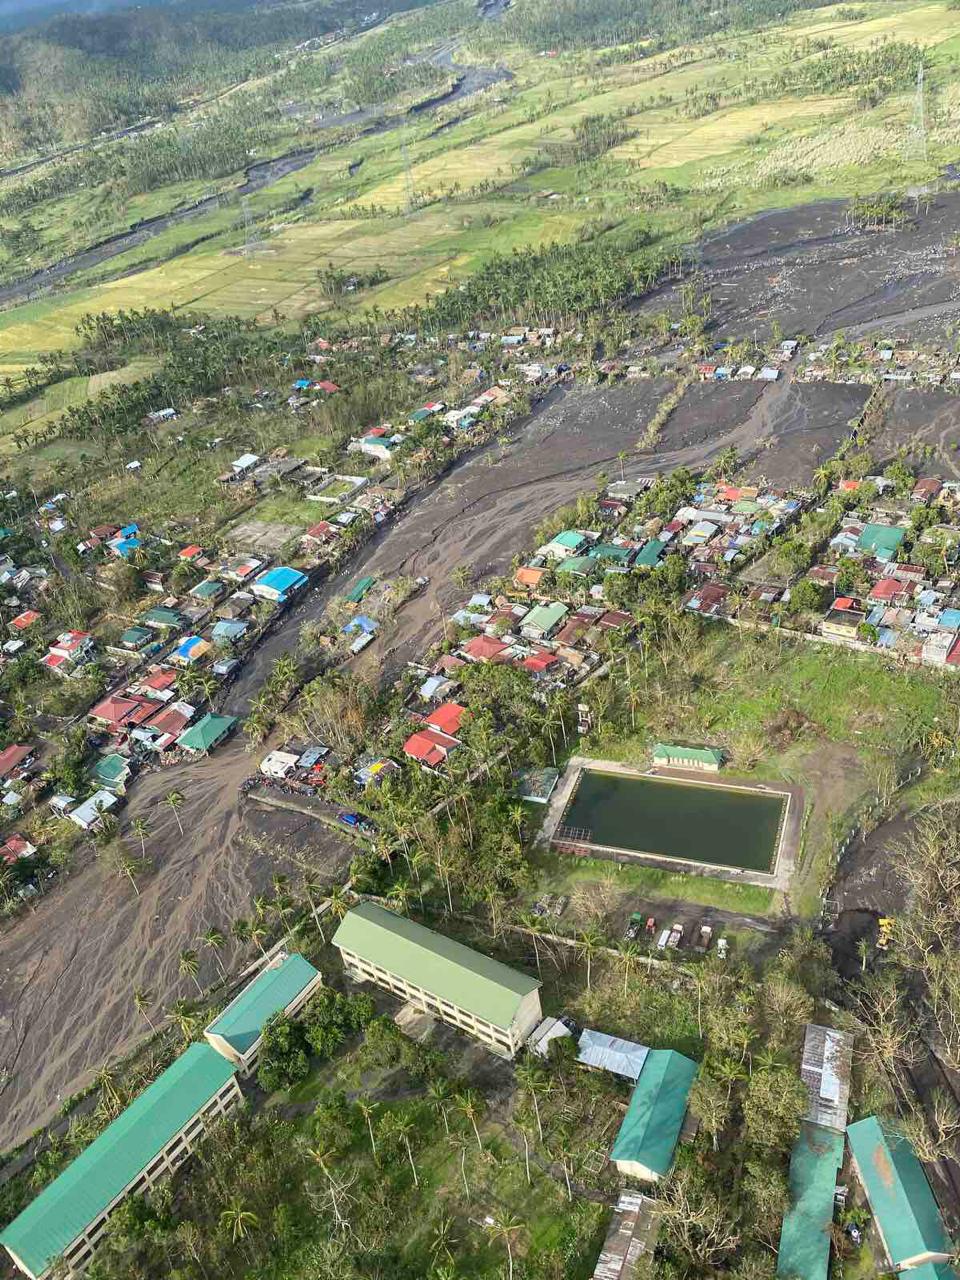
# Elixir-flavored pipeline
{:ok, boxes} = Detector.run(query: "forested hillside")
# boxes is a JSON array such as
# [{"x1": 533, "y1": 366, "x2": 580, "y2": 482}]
[{"x1": 0, "y1": 0, "x2": 443, "y2": 158}]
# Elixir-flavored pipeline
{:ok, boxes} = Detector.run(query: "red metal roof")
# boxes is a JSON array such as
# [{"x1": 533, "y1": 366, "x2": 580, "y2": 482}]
[
  {"x1": 422, "y1": 702, "x2": 467, "y2": 736},
  {"x1": 462, "y1": 635, "x2": 510, "y2": 662},
  {"x1": 0, "y1": 744, "x2": 31, "y2": 778},
  {"x1": 403, "y1": 727, "x2": 460, "y2": 767}
]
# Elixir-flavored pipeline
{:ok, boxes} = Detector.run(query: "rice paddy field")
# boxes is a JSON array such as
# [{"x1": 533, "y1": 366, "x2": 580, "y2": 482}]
[{"x1": 2, "y1": 0, "x2": 960, "y2": 362}]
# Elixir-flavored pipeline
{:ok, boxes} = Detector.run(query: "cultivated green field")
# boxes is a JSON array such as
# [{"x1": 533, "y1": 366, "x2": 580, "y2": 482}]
[{"x1": 1, "y1": 0, "x2": 959, "y2": 363}]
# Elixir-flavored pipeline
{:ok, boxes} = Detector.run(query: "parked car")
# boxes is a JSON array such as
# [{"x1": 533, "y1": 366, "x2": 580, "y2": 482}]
[
  {"x1": 644, "y1": 916, "x2": 657, "y2": 938},
  {"x1": 338, "y1": 812, "x2": 374, "y2": 833},
  {"x1": 656, "y1": 928, "x2": 672, "y2": 951},
  {"x1": 666, "y1": 922, "x2": 683, "y2": 949},
  {"x1": 716, "y1": 937, "x2": 729, "y2": 961},
  {"x1": 623, "y1": 911, "x2": 646, "y2": 941},
  {"x1": 551, "y1": 895, "x2": 568, "y2": 919},
  {"x1": 695, "y1": 924, "x2": 713, "y2": 953}
]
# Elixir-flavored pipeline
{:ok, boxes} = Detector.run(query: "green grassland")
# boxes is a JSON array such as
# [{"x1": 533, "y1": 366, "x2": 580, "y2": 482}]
[{"x1": 2, "y1": 0, "x2": 959, "y2": 363}]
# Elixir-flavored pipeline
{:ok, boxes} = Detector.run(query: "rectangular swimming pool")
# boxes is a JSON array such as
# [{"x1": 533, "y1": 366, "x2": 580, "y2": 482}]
[{"x1": 559, "y1": 770, "x2": 785, "y2": 872}]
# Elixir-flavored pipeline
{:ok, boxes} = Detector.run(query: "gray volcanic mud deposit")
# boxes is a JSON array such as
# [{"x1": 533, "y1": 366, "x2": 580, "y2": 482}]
[
  {"x1": 746, "y1": 382, "x2": 871, "y2": 486},
  {"x1": 0, "y1": 751, "x2": 353, "y2": 1150},
  {"x1": 647, "y1": 194, "x2": 960, "y2": 342},
  {"x1": 657, "y1": 381, "x2": 764, "y2": 452}
]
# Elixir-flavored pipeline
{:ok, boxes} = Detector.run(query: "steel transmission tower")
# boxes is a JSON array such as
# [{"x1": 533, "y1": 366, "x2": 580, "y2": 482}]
[
  {"x1": 905, "y1": 65, "x2": 928, "y2": 165},
  {"x1": 240, "y1": 198, "x2": 268, "y2": 255}
]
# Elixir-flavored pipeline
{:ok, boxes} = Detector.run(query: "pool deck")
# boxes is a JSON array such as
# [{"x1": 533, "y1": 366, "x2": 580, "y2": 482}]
[{"x1": 539, "y1": 756, "x2": 803, "y2": 892}]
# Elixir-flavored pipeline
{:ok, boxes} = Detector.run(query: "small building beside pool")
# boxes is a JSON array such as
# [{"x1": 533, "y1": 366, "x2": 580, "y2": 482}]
[
  {"x1": 251, "y1": 566, "x2": 308, "y2": 604},
  {"x1": 334, "y1": 901, "x2": 541, "y2": 1058},
  {"x1": 846, "y1": 1115, "x2": 958, "y2": 1273},
  {"x1": 610, "y1": 1049, "x2": 697, "y2": 1182},
  {"x1": 177, "y1": 712, "x2": 236, "y2": 755},
  {"x1": 651, "y1": 743, "x2": 723, "y2": 773},
  {"x1": 204, "y1": 952, "x2": 322, "y2": 1075}
]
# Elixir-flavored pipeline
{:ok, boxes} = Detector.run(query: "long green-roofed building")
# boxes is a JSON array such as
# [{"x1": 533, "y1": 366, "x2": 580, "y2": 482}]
[
  {"x1": 777, "y1": 1122, "x2": 844, "y2": 1280},
  {"x1": 205, "y1": 951, "x2": 322, "y2": 1074},
  {"x1": 847, "y1": 1116, "x2": 958, "y2": 1275},
  {"x1": 0, "y1": 1045, "x2": 241, "y2": 1280},
  {"x1": 651, "y1": 743, "x2": 724, "y2": 772},
  {"x1": 610, "y1": 1049, "x2": 697, "y2": 1182},
  {"x1": 333, "y1": 902, "x2": 541, "y2": 1057}
]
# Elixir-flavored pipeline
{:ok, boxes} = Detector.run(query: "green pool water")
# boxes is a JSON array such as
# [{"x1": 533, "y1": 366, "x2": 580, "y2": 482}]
[{"x1": 560, "y1": 770, "x2": 784, "y2": 872}]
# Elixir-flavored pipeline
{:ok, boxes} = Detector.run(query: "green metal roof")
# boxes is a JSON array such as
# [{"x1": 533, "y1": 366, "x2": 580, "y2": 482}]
[
  {"x1": 857, "y1": 523, "x2": 906, "y2": 556},
  {"x1": 635, "y1": 539, "x2": 666, "y2": 568},
  {"x1": 777, "y1": 1122, "x2": 844, "y2": 1280},
  {"x1": 177, "y1": 712, "x2": 236, "y2": 753},
  {"x1": 556, "y1": 556, "x2": 596, "y2": 576},
  {"x1": 206, "y1": 954, "x2": 319, "y2": 1055},
  {"x1": 589, "y1": 543, "x2": 631, "y2": 562},
  {"x1": 333, "y1": 902, "x2": 539, "y2": 1031},
  {"x1": 141, "y1": 607, "x2": 183, "y2": 628},
  {"x1": 652, "y1": 743, "x2": 724, "y2": 766},
  {"x1": 523, "y1": 602, "x2": 568, "y2": 633},
  {"x1": 552, "y1": 530, "x2": 585, "y2": 550},
  {"x1": 346, "y1": 576, "x2": 375, "y2": 604},
  {"x1": 610, "y1": 1049, "x2": 697, "y2": 1177},
  {"x1": 190, "y1": 579, "x2": 223, "y2": 600},
  {"x1": 0, "y1": 1045, "x2": 236, "y2": 1278},
  {"x1": 847, "y1": 1116, "x2": 956, "y2": 1271},
  {"x1": 120, "y1": 626, "x2": 152, "y2": 647},
  {"x1": 91, "y1": 753, "x2": 129, "y2": 785}
]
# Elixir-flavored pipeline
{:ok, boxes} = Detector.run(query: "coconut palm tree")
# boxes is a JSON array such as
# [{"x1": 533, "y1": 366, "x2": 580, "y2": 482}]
[
  {"x1": 178, "y1": 948, "x2": 202, "y2": 996},
  {"x1": 130, "y1": 815, "x2": 150, "y2": 858},
  {"x1": 133, "y1": 985, "x2": 155, "y2": 1029},
  {"x1": 163, "y1": 790, "x2": 185, "y2": 836},
  {"x1": 430, "y1": 1212, "x2": 458, "y2": 1268},
  {"x1": 618, "y1": 940, "x2": 643, "y2": 998},
  {"x1": 231, "y1": 917, "x2": 252, "y2": 948},
  {"x1": 514, "y1": 1061, "x2": 548, "y2": 1141},
  {"x1": 169, "y1": 998, "x2": 199, "y2": 1044},
  {"x1": 390, "y1": 1114, "x2": 419, "y2": 1187},
  {"x1": 487, "y1": 1215, "x2": 523, "y2": 1280},
  {"x1": 201, "y1": 927, "x2": 226, "y2": 979},
  {"x1": 427, "y1": 1077, "x2": 453, "y2": 1135},
  {"x1": 357, "y1": 1098, "x2": 379, "y2": 1162},
  {"x1": 578, "y1": 923, "x2": 605, "y2": 991},
  {"x1": 220, "y1": 1201, "x2": 259, "y2": 1243},
  {"x1": 456, "y1": 1090, "x2": 484, "y2": 1151}
]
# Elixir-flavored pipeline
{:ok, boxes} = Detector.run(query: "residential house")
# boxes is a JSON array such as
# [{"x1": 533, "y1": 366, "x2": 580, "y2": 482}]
[
  {"x1": 251, "y1": 566, "x2": 308, "y2": 604},
  {"x1": 333, "y1": 902, "x2": 542, "y2": 1058},
  {"x1": 520, "y1": 602, "x2": 568, "y2": 642},
  {"x1": 177, "y1": 713, "x2": 236, "y2": 755},
  {"x1": 41, "y1": 631, "x2": 94, "y2": 677},
  {"x1": 68, "y1": 790, "x2": 119, "y2": 831},
  {"x1": 540, "y1": 531, "x2": 588, "y2": 562},
  {"x1": 403, "y1": 726, "x2": 460, "y2": 769}
]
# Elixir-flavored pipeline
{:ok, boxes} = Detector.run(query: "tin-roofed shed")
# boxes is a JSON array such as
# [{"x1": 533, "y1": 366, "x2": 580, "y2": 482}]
[{"x1": 578, "y1": 1029, "x2": 649, "y2": 1082}]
